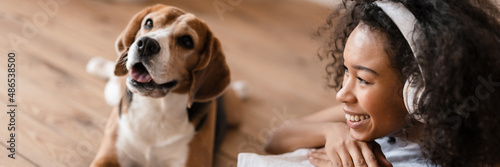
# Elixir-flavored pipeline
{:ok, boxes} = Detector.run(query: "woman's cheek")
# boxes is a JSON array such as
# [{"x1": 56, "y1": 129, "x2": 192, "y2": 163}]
[{"x1": 358, "y1": 87, "x2": 384, "y2": 115}]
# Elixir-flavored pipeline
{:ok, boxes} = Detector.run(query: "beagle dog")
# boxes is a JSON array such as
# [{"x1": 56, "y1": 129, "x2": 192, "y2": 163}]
[{"x1": 87, "y1": 4, "x2": 245, "y2": 167}]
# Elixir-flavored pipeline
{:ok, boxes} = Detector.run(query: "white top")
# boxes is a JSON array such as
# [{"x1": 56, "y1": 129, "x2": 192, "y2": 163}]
[
  {"x1": 238, "y1": 149, "x2": 313, "y2": 167},
  {"x1": 376, "y1": 137, "x2": 435, "y2": 167},
  {"x1": 237, "y1": 137, "x2": 435, "y2": 167}
]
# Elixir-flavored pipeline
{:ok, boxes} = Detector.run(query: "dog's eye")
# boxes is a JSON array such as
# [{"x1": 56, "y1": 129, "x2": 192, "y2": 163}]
[
  {"x1": 177, "y1": 35, "x2": 194, "y2": 49},
  {"x1": 144, "y1": 19, "x2": 153, "y2": 30}
]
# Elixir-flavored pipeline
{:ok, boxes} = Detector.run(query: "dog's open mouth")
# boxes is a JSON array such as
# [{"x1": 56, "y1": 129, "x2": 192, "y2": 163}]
[
  {"x1": 131, "y1": 63, "x2": 152, "y2": 83},
  {"x1": 129, "y1": 63, "x2": 178, "y2": 89}
]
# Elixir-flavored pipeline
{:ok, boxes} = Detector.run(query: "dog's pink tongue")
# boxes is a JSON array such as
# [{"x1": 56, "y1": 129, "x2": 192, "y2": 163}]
[{"x1": 131, "y1": 68, "x2": 151, "y2": 83}]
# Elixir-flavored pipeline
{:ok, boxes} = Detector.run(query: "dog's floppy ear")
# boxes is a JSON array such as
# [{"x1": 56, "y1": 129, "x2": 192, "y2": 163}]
[
  {"x1": 114, "y1": 5, "x2": 159, "y2": 76},
  {"x1": 188, "y1": 30, "x2": 230, "y2": 108}
]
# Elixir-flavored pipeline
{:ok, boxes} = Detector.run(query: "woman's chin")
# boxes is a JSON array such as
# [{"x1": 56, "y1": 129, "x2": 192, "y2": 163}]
[{"x1": 349, "y1": 129, "x2": 374, "y2": 141}]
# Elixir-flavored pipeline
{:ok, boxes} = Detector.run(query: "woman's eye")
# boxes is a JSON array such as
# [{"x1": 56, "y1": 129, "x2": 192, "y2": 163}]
[
  {"x1": 357, "y1": 77, "x2": 371, "y2": 85},
  {"x1": 144, "y1": 19, "x2": 153, "y2": 30},
  {"x1": 343, "y1": 65, "x2": 349, "y2": 74}
]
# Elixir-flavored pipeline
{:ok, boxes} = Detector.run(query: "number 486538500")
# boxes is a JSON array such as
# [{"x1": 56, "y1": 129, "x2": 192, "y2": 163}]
[{"x1": 8, "y1": 53, "x2": 16, "y2": 103}]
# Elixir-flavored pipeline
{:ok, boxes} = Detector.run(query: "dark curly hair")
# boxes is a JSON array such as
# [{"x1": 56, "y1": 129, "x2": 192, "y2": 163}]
[{"x1": 318, "y1": 0, "x2": 500, "y2": 166}]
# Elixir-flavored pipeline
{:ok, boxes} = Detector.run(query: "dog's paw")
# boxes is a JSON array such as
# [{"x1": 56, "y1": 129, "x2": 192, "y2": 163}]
[
  {"x1": 230, "y1": 81, "x2": 249, "y2": 101},
  {"x1": 104, "y1": 76, "x2": 125, "y2": 106},
  {"x1": 86, "y1": 57, "x2": 115, "y2": 79}
]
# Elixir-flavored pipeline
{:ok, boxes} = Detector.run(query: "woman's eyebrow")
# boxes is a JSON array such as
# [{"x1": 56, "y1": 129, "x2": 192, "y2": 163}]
[{"x1": 354, "y1": 65, "x2": 379, "y2": 75}]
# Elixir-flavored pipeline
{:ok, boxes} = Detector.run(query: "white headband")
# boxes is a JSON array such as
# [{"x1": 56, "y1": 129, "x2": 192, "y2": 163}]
[
  {"x1": 373, "y1": 0, "x2": 420, "y2": 55},
  {"x1": 374, "y1": 0, "x2": 425, "y2": 122}
]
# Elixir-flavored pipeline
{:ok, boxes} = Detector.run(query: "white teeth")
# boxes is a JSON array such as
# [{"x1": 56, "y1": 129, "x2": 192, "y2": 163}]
[{"x1": 345, "y1": 114, "x2": 370, "y2": 122}]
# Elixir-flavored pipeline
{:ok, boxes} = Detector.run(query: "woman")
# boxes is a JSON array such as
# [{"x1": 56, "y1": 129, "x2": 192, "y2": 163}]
[{"x1": 265, "y1": 0, "x2": 500, "y2": 166}]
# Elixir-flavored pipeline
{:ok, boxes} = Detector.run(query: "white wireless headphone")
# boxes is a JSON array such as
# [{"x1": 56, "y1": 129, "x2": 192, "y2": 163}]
[{"x1": 373, "y1": 0, "x2": 425, "y2": 122}]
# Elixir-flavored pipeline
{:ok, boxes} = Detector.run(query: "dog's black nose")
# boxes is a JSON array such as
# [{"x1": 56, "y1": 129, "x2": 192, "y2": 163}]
[{"x1": 137, "y1": 37, "x2": 160, "y2": 56}]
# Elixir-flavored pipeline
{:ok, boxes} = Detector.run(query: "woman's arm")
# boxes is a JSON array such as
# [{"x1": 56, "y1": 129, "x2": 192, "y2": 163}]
[
  {"x1": 264, "y1": 105, "x2": 346, "y2": 154},
  {"x1": 265, "y1": 105, "x2": 391, "y2": 167},
  {"x1": 265, "y1": 120, "x2": 332, "y2": 154},
  {"x1": 302, "y1": 105, "x2": 346, "y2": 122}
]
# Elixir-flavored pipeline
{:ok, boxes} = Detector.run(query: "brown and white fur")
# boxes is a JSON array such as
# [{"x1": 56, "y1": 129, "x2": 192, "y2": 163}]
[{"x1": 86, "y1": 4, "x2": 246, "y2": 167}]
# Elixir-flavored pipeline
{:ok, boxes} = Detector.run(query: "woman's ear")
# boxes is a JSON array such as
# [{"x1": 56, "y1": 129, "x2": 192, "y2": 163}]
[
  {"x1": 113, "y1": 5, "x2": 158, "y2": 76},
  {"x1": 187, "y1": 30, "x2": 230, "y2": 108}
]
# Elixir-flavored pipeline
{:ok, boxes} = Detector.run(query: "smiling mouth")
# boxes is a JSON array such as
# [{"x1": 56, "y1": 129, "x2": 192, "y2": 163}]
[
  {"x1": 129, "y1": 63, "x2": 178, "y2": 89},
  {"x1": 345, "y1": 113, "x2": 371, "y2": 122}
]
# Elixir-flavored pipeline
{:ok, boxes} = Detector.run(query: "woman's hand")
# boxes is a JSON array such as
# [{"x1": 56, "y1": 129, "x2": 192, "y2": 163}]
[
  {"x1": 307, "y1": 148, "x2": 334, "y2": 167},
  {"x1": 307, "y1": 123, "x2": 392, "y2": 167}
]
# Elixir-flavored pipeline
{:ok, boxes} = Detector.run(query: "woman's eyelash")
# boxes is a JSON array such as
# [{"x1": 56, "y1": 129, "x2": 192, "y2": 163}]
[
  {"x1": 344, "y1": 65, "x2": 370, "y2": 84},
  {"x1": 357, "y1": 77, "x2": 371, "y2": 84}
]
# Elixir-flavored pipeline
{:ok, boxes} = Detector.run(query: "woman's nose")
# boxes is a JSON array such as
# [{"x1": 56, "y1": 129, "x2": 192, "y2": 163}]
[{"x1": 336, "y1": 79, "x2": 356, "y2": 104}]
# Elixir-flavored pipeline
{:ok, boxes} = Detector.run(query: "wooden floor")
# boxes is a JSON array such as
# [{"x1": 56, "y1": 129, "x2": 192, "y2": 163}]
[{"x1": 0, "y1": 0, "x2": 341, "y2": 166}]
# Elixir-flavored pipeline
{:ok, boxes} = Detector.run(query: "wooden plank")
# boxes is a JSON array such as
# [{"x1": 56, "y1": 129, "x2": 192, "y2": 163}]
[
  {"x1": 0, "y1": 152, "x2": 37, "y2": 167},
  {"x1": 214, "y1": 153, "x2": 237, "y2": 167},
  {"x1": 0, "y1": 71, "x2": 107, "y2": 166}
]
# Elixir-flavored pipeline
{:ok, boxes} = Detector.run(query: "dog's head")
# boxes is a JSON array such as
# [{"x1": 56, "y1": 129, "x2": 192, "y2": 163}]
[{"x1": 113, "y1": 4, "x2": 230, "y2": 107}]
